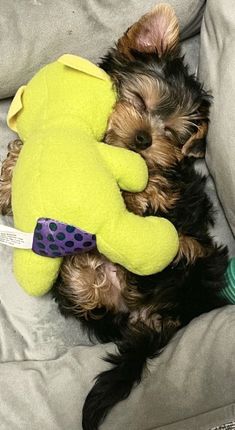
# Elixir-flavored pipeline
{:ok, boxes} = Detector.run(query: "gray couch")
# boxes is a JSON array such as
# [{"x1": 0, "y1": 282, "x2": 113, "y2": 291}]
[{"x1": 0, "y1": 1, "x2": 234, "y2": 429}]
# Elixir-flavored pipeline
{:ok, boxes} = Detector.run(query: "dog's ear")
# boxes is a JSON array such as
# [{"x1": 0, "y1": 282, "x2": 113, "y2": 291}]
[
  {"x1": 182, "y1": 122, "x2": 208, "y2": 158},
  {"x1": 117, "y1": 3, "x2": 180, "y2": 59}
]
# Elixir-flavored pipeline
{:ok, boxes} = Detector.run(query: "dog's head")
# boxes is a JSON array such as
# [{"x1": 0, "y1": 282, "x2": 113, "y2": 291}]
[{"x1": 102, "y1": 4, "x2": 210, "y2": 168}]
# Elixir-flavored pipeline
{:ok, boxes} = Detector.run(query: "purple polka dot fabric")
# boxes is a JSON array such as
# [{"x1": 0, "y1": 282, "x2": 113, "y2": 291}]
[{"x1": 32, "y1": 218, "x2": 96, "y2": 257}]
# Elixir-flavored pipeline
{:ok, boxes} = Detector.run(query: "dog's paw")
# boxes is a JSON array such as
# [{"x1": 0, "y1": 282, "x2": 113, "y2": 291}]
[{"x1": 129, "y1": 308, "x2": 162, "y2": 331}]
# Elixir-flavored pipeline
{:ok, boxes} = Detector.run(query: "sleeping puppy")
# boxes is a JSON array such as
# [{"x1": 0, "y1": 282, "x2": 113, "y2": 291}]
[{"x1": 0, "y1": 4, "x2": 228, "y2": 430}]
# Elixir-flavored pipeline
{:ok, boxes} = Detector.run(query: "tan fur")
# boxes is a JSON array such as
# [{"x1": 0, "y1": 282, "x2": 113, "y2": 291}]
[
  {"x1": 59, "y1": 252, "x2": 128, "y2": 319},
  {"x1": 0, "y1": 139, "x2": 22, "y2": 215},
  {"x1": 182, "y1": 121, "x2": 208, "y2": 157},
  {"x1": 123, "y1": 174, "x2": 179, "y2": 215},
  {"x1": 175, "y1": 233, "x2": 210, "y2": 265},
  {"x1": 129, "y1": 309, "x2": 180, "y2": 333},
  {"x1": 129, "y1": 308, "x2": 162, "y2": 331}
]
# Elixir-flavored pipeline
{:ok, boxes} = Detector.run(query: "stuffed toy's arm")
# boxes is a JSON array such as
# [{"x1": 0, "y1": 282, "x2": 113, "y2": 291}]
[{"x1": 97, "y1": 143, "x2": 148, "y2": 192}]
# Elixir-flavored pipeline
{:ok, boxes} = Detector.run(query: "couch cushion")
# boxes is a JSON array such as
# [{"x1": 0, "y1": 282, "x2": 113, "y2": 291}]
[
  {"x1": 199, "y1": 0, "x2": 235, "y2": 237},
  {"x1": 0, "y1": 0, "x2": 205, "y2": 98},
  {"x1": 0, "y1": 265, "x2": 235, "y2": 430}
]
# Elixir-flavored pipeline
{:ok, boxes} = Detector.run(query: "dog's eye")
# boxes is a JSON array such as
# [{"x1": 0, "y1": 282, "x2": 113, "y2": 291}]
[
  {"x1": 133, "y1": 93, "x2": 146, "y2": 111},
  {"x1": 165, "y1": 127, "x2": 182, "y2": 146},
  {"x1": 165, "y1": 126, "x2": 174, "y2": 138}
]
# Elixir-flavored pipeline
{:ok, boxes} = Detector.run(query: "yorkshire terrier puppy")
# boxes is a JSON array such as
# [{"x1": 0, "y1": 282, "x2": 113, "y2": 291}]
[{"x1": 0, "y1": 4, "x2": 229, "y2": 430}]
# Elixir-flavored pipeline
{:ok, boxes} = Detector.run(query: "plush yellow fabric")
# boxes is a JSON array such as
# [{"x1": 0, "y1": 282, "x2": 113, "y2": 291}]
[{"x1": 7, "y1": 54, "x2": 179, "y2": 296}]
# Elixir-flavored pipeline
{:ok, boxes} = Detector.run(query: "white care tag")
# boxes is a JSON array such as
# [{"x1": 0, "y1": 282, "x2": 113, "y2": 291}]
[{"x1": 0, "y1": 224, "x2": 33, "y2": 249}]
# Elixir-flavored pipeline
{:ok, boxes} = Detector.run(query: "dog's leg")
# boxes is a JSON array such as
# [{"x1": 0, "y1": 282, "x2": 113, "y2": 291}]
[
  {"x1": 52, "y1": 252, "x2": 128, "y2": 318},
  {"x1": 0, "y1": 139, "x2": 23, "y2": 215}
]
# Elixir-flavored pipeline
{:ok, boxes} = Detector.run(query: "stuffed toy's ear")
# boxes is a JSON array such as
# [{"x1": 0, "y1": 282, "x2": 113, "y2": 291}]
[
  {"x1": 117, "y1": 3, "x2": 180, "y2": 59},
  {"x1": 182, "y1": 121, "x2": 208, "y2": 158}
]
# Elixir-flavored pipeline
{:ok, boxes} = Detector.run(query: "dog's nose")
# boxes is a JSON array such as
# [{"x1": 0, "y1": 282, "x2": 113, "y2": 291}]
[{"x1": 135, "y1": 131, "x2": 152, "y2": 150}]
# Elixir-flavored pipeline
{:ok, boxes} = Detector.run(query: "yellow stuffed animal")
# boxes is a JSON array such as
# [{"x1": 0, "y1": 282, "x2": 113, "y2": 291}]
[{"x1": 7, "y1": 54, "x2": 179, "y2": 296}]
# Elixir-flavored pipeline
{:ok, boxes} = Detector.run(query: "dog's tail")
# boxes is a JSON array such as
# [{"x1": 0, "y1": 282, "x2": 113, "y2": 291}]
[{"x1": 82, "y1": 323, "x2": 168, "y2": 430}]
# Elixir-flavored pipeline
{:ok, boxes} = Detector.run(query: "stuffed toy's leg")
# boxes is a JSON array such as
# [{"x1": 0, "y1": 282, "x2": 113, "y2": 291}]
[
  {"x1": 97, "y1": 211, "x2": 179, "y2": 276},
  {"x1": 14, "y1": 249, "x2": 62, "y2": 296}
]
